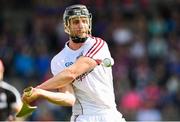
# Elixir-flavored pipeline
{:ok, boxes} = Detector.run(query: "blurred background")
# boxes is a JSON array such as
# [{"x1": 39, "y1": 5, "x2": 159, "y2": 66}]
[{"x1": 0, "y1": 0, "x2": 180, "y2": 121}]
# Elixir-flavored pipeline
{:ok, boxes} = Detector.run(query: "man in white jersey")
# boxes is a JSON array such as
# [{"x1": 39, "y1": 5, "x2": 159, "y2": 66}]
[{"x1": 22, "y1": 4, "x2": 126, "y2": 122}]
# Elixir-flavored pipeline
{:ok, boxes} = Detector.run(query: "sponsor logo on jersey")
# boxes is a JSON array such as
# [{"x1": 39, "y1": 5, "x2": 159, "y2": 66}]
[
  {"x1": 65, "y1": 62, "x2": 73, "y2": 67},
  {"x1": 76, "y1": 69, "x2": 93, "y2": 81}
]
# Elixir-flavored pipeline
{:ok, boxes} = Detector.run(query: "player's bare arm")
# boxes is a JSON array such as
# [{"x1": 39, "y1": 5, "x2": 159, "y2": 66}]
[
  {"x1": 36, "y1": 56, "x2": 97, "y2": 90},
  {"x1": 22, "y1": 84, "x2": 75, "y2": 106}
]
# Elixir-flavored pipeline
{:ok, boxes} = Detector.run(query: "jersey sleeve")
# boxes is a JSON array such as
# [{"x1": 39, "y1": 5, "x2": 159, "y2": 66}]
[
  {"x1": 51, "y1": 58, "x2": 60, "y2": 76},
  {"x1": 51, "y1": 53, "x2": 65, "y2": 76},
  {"x1": 83, "y1": 37, "x2": 114, "y2": 65}
]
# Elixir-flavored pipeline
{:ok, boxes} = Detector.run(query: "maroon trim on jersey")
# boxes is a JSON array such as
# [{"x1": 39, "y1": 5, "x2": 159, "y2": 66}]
[
  {"x1": 85, "y1": 38, "x2": 98, "y2": 57},
  {"x1": 86, "y1": 38, "x2": 101, "y2": 57},
  {"x1": 85, "y1": 37, "x2": 104, "y2": 58},
  {"x1": 95, "y1": 59, "x2": 102, "y2": 65},
  {"x1": 90, "y1": 39, "x2": 104, "y2": 58}
]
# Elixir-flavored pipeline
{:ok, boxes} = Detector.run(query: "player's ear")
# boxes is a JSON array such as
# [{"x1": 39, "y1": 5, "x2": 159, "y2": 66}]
[{"x1": 64, "y1": 22, "x2": 70, "y2": 34}]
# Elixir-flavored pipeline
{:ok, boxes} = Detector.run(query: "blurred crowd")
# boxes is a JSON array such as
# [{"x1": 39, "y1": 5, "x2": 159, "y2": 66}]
[{"x1": 0, "y1": 0, "x2": 180, "y2": 121}]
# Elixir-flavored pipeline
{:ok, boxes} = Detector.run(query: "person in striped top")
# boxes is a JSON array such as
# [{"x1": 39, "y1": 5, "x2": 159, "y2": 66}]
[
  {"x1": 0, "y1": 59, "x2": 22, "y2": 121},
  {"x1": 22, "y1": 4, "x2": 125, "y2": 122}
]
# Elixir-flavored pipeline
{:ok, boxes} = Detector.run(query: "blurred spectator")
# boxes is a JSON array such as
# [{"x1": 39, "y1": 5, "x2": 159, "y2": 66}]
[
  {"x1": 112, "y1": 26, "x2": 133, "y2": 45},
  {"x1": 147, "y1": 35, "x2": 168, "y2": 62},
  {"x1": 13, "y1": 44, "x2": 36, "y2": 85},
  {"x1": 129, "y1": 34, "x2": 147, "y2": 60},
  {"x1": 34, "y1": 42, "x2": 51, "y2": 81},
  {"x1": 136, "y1": 81, "x2": 162, "y2": 121},
  {"x1": 148, "y1": 13, "x2": 166, "y2": 37},
  {"x1": 119, "y1": 89, "x2": 142, "y2": 120}
]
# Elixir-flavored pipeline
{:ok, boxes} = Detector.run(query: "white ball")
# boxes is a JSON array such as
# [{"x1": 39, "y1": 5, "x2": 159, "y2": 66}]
[{"x1": 102, "y1": 58, "x2": 112, "y2": 67}]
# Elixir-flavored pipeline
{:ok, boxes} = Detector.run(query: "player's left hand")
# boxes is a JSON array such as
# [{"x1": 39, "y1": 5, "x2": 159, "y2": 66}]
[{"x1": 22, "y1": 87, "x2": 40, "y2": 104}]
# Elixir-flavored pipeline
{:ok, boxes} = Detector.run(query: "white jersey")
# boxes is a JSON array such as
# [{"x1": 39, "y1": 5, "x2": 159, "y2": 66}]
[{"x1": 51, "y1": 36, "x2": 118, "y2": 115}]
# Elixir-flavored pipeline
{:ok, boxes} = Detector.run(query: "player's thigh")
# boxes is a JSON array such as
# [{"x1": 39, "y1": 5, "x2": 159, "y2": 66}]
[{"x1": 71, "y1": 113, "x2": 126, "y2": 122}]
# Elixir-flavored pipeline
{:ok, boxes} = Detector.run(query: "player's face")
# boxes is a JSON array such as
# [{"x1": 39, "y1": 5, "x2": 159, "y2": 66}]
[{"x1": 69, "y1": 17, "x2": 89, "y2": 38}]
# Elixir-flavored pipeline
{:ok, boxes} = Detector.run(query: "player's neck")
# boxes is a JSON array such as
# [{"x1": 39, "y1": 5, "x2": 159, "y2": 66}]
[{"x1": 68, "y1": 40, "x2": 84, "y2": 50}]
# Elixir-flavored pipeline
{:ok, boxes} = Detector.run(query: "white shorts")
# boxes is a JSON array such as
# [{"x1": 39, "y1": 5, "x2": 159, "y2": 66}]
[{"x1": 70, "y1": 110, "x2": 126, "y2": 122}]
